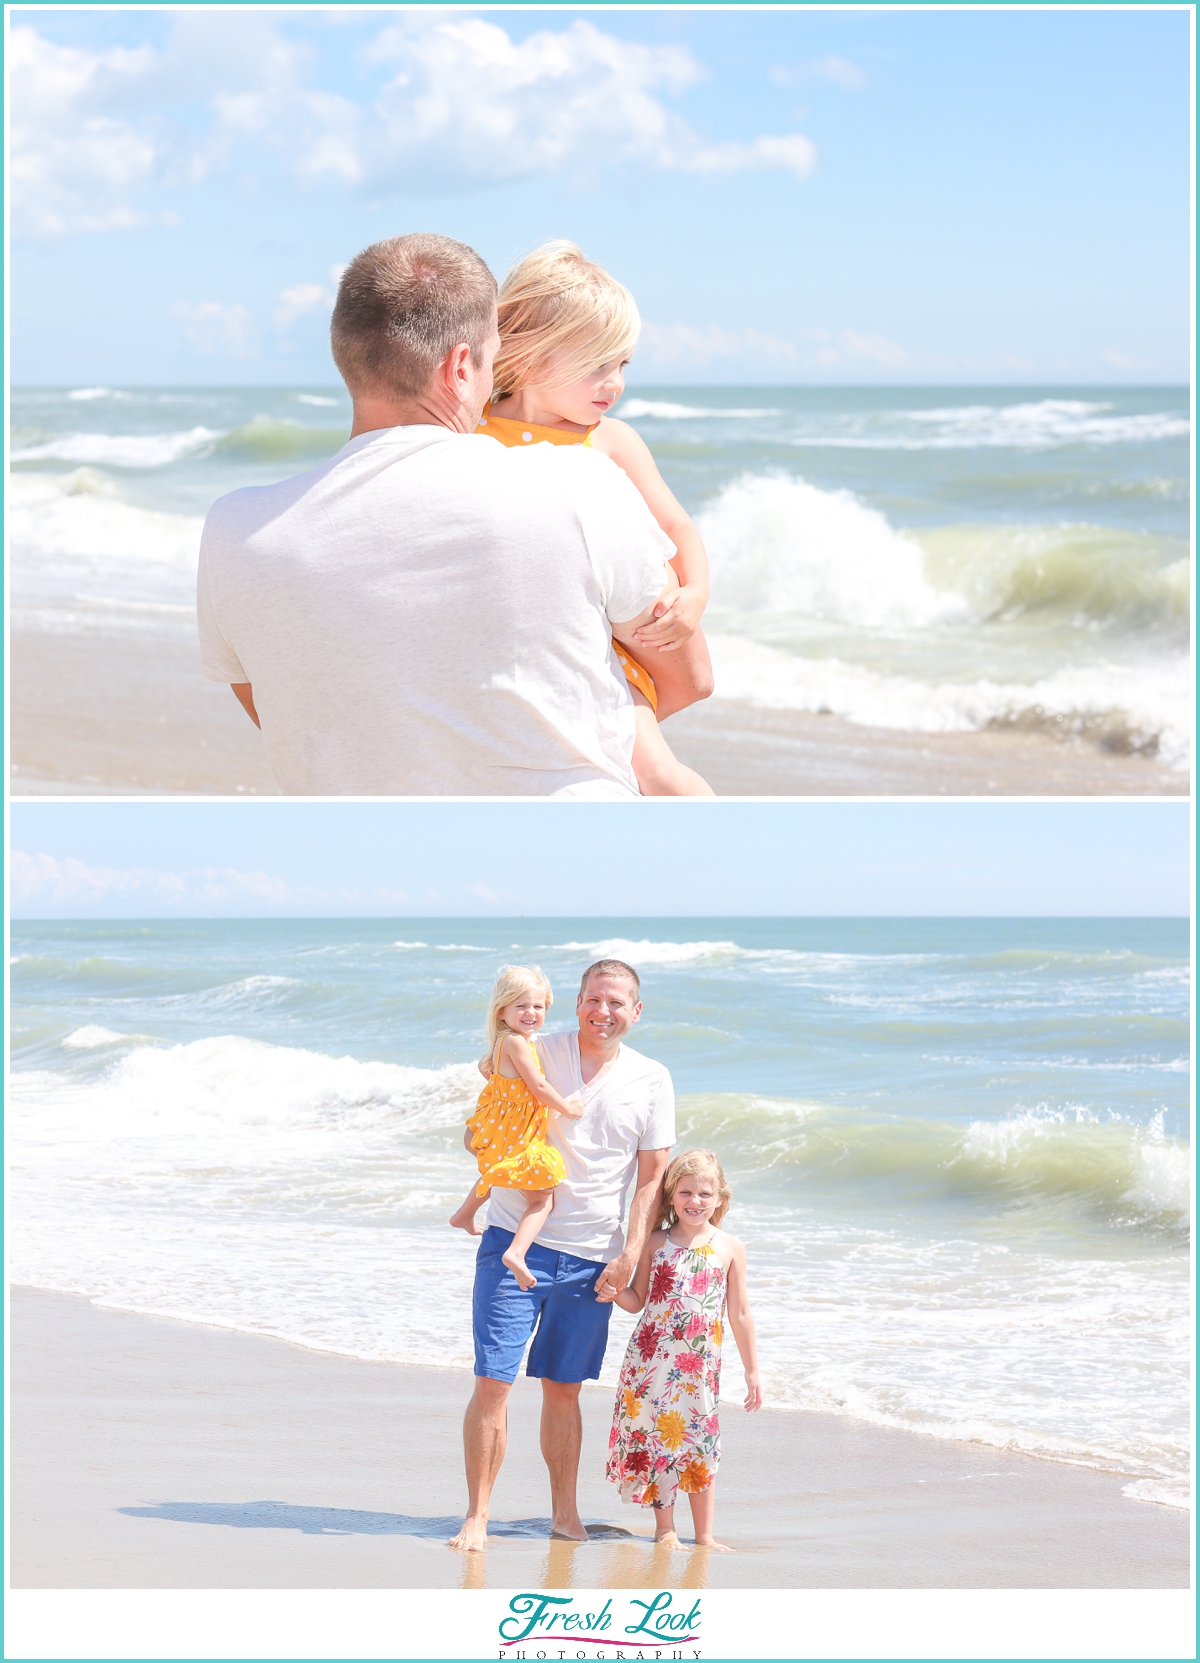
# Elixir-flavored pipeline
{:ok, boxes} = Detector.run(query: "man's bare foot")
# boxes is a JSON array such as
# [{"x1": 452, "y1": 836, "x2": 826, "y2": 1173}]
[
  {"x1": 448, "y1": 1517, "x2": 489, "y2": 1551},
  {"x1": 502, "y1": 1247, "x2": 536, "y2": 1289},
  {"x1": 693, "y1": 1537, "x2": 734, "y2": 1551},
  {"x1": 449, "y1": 1206, "x2": 483, "y2": 1235},
  {"x1": 653, "y1": 1530, "x2": 685, "y2": 1549}
]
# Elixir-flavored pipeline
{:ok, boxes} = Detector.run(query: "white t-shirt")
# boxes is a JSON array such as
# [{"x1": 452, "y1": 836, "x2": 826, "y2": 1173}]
[
  {"x1": 486, "y1": 1031, "x2": 676, "y2": 1264},
  {"x1": 196, "y1": 425, "x2": 675, "y2": 797}
]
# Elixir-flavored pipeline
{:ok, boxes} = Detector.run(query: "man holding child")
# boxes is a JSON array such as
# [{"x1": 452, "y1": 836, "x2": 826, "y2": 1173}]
[
  {"x1": 449, "y1": 958, "x2": 673, "y2": 1551},
  {"x1": 197, "y1": 233, "x2": 683, "y2": 799}
]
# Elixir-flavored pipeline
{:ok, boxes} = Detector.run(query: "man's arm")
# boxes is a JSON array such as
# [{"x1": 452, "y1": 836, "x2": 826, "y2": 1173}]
[
  {"x1": 594, "y1": 1147, "x2": 670, "y2": 1304},
  {"x1": 231, "y1": 683, "x2": 260, "y2": 728}
]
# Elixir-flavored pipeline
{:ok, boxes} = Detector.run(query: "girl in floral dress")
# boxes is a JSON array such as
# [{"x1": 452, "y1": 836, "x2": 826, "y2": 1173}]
[{"x1": 607, "y1": 1150, "x2": 761, "y2": 1550}]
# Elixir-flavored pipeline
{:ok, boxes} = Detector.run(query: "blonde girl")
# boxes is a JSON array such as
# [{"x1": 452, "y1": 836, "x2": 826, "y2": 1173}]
[
  {"x1": 477, "y1": 242, "x2": 715, "y2": 798},
  {"x1": 606, "y1": 1150, "x2": 760, "y2": 1551},
  {"x1": 449, "y1": 965, "x2": 583, "y2": 1289}
]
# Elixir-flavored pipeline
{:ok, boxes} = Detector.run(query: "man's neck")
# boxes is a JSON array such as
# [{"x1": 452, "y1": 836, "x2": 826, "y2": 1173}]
[
  {"x1": 576, "y1": 1031, "x2": 623, "y2": 1086},
  {"x1": 349, "y1": 392, "x2": 476, "y2": 440}
]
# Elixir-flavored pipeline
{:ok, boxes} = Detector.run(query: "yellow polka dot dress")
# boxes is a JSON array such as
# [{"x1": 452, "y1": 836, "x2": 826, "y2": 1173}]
[{"x1": 466, "y1": 1036, "x2": 567, "y2": 1197}]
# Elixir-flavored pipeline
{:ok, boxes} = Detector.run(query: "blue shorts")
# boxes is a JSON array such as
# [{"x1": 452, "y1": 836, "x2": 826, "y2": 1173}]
[{"x1": 472, "y1": 1227, "x2": 613, "y2": 1385}]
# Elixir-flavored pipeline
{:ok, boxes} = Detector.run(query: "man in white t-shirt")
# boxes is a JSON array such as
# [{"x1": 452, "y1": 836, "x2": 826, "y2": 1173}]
[
  {"x1": 449, "y1": 960, "x2": 674, "y2": 1552},
  {"x1": 196, "y1": 232, "x2": 679, "y2": 797}
]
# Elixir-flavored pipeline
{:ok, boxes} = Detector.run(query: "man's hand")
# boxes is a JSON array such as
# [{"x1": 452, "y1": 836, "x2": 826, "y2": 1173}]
[
  {"x1": 594, "y1": 1250, "x2": 637, "y2": 1304},
  {"x1": 631, "y1": 584, "x2": 706, "y2": 652}
]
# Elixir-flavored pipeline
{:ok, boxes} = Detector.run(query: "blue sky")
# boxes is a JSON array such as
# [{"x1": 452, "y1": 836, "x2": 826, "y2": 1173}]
[
  {"x1": 8, "y1": 802, "x2": 1190, "y2": 917},
  {"x1": 9, "y1": 5, "x2": 1190, "y2": 385}
]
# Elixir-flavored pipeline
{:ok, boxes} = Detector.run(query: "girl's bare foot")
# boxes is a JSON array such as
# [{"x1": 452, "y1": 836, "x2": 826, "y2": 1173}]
[
  {"x1": 449, "y1": 1206, "x2": 483, "y2": 1234},
  {"x1": 448, "y1": 1516, "x2": 489, "y2": 1551},
  {"x1": 653, "y1": 1530, "x2": 685, "y2": 1549},
  {"x1": 502, "y1": 1247, "x2": 536, "y2": 1289},
  {"x1": 693, "y1": 1537, "x2": 734, "y2": 1551}
]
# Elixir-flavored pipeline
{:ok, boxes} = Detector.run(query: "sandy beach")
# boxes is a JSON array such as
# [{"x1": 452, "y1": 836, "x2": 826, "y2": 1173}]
[
  {"x1": 9, "y1": 630, "x2": 1187, "y2": 797},
  {"x1": 10, "y1": 1287, "x2": 1188, "y2": 1591}
]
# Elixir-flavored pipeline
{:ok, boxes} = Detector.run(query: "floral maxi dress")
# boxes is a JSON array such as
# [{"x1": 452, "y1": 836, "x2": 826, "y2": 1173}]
[{"x1": 606, "y1": 1239, "x2": 726, "y2": 1507}]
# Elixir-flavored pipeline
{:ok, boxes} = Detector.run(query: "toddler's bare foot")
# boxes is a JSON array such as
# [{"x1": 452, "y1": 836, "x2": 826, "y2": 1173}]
[
  {"x1": 502, "y1": 1247, "x2": 536, "y2": 1290},
  {"x1": 448, "y1": 1517, "x2": 489, "y2": 1551},
  {"x1": 693, "y1": 1536, "x2": 734, "y2": 1551},
  {"x1": 653, "y1": 1530, "x2": 685, "y2": 1549},
  {"x1": 448, "y1": 1206, "x2": 483, "y2": 1234}
]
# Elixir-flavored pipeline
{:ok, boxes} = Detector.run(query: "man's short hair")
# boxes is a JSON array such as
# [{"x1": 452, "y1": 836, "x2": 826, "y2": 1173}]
[
  {"x1": 330, "y1": 233, "x2": 497, "y2": 401},
  {"x1": 579, "y1": 958, "x2": 641, "y2": 998}
]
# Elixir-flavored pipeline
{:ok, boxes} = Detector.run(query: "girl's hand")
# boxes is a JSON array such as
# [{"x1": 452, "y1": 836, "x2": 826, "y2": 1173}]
[
  {"x1": 743, "y1": 1375, "x2": 762, "y2": 1412},
  {"x1": 631, "y1": 584, "x2": 706, "y2": 652},
  {"x1": 555, "y1": 1091, "x2": 587, "y2": 1120}
]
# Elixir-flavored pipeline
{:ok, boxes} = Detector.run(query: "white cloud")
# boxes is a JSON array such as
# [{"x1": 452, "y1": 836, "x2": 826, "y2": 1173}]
[
  {"x1": 1102, "y1": 348, "x2": 1153, "y2": 372},
  {"x1": 273, "y1": 265, "x2": 347, "y2": 332},
  {"x1": 638, "y1": 321, "x2": 912, "y2": 374},
  {"x1": 771, "y1": 56, "x2": 866, "y2": 89},
  {"x1": 9, "y1": 14, "x2": 818, "y2": 237},
  {"x1": 8, "y1": 27, "x2": 168, "y2": 235},
  {"x1": 172, "y1": 300, "x2": 256, "y2": 358},
  {"x1": 640, "y1": 322, "x2": 798, "y2": 369},
  {"x1": 798, "y1": 327, "x2": 910, "y2": 369},
  {"x1": 9, "y1": 850, "x2": 410, "y2": 915}
]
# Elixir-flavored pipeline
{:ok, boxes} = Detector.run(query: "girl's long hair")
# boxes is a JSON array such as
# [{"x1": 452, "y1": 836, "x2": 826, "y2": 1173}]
[
  {"x1": 656, "y1": 1149, "x2": 732, "y2": 1231},
  {"x1": 485, "y1": 963, "x2": 553, "y2": 1054},
  {"x1": 491, "y1": 241, "x2": 640, "y2": 400}
]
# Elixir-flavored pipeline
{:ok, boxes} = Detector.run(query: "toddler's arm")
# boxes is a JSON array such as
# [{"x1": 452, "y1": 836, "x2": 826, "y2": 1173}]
[
  {"x1": 593, "y1": 419, "x2": 710, "y2": 651},
  {"x1": 503, "y1": 1034, "x2": 586, "y2": 1119},
  {"x1": 724, "y1": 1237, "x2": 762, "y2": 1411}
]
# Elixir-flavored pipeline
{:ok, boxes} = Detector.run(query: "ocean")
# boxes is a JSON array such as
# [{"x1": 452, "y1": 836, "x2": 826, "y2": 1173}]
[
  {"x1": 9, "y1": 916, "x2": 1190, "y2": 1509},
  {"x1": 9, "y1": 384, "x2": 1191, "y2": 769}
]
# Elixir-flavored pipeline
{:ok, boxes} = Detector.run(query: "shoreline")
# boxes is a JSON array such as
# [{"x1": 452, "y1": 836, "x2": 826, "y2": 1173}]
[
  {"x1": 10, "y1": 628, "x2": 1187, "y2": 797},
  {"x1": 11, "y1": 1286, "x2": 1189, "y2": 1590}
]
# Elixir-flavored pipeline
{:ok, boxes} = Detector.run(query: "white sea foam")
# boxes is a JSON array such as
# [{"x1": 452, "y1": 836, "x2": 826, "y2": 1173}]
[
  {"x1": 620, "y1": 399, "x2": 780, "y2": 420},
  {"x1": 12, "y1": 427, "x2": 222, "y2": 467},
  {"x1": 784, "y1": 399, "x2": 1190, "y2": 451},
  {"x1": 67, "y1": 387, "x2": 129, "y2": 402},
  {"x1": 295, "y1": 394, "x2": 341, "y2": 407},
  {"x1": 1122, "y1": 1478, "x2": 1190, "y2": 1509},
  {"x1": 61, "y1": 1026, "x2": 128, "y2": 1049},
  {"x1": 699, "y1": 472, "x2": 960, "y2": 626},
  {"x1": 704, "y1": 634, "x2": 1192, "y2": 769},
  {"x1": 8, "y1": 471, "x2": 203, "y2": 572}
]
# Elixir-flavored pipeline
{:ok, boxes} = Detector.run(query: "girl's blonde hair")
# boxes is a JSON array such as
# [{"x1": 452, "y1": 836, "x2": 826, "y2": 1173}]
[
  {"x1": 657, "y1": 1149, "x2": 732, "y2": 1231},
  {"x1": 491, "y1": 241, "x2": 640, "y2": 399},
  {"x1": 485, "y1": 963, "x2": 553, "y2": 1051}
]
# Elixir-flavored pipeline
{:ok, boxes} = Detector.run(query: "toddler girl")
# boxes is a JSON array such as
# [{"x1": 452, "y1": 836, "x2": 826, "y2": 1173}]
[
  {"x1": 606, "y1": 1149, "x2": 761, "y2": 1550},
  {"x1": 477, "y1": 241, "x2": 715, "y2": 798},
  {"x1": 449, "y1": 964, "x2": 583, "y2": 1289}
]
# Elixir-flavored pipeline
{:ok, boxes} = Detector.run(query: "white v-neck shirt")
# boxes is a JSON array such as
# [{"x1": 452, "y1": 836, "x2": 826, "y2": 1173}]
[
  {"x1": 485, "y1": 1030, "x2": 676, "y2": 1263},
  {"x1": 197, "y1": 425, "x2": 675, "y2": 797}
]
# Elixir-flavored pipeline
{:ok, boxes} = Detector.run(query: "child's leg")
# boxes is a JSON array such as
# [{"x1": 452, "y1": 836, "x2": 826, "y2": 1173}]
[
  {"x1": 651, "y1": 1500, "x2": 683, "y2": 1547},
  {"x1": 632, "y1": 701, "x2": 714, "y2": 798},
  {"x1": 449, "y1": 1180, "x2": 489, "y2": 1234},
  {"x1": 632, "y1": 632, "x2": 715, "y2": 721},
  {"x1": 501, "y1": 1189, "x2": 554, "y2": 1290},
  {"x1": 685, "y1": 1483, "x2": 732, "y2": 1551}
]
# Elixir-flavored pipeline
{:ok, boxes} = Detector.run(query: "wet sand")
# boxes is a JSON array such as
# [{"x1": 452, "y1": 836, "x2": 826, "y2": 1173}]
[
  {"x1": 10, "y1": 1287, "x2": 1189, "y2": 1591},
  {"x1": 10, "y1": 630, "x2": 1187, "y2": 797}
]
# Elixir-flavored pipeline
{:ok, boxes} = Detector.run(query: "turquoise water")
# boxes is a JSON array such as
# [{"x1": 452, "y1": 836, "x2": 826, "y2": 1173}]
[
  {"x1": 9, "y1": 383, "x2": 1191, "y2": 765},
  {"x1": 9, "y1": 916, "x2": 1190, "y2": 1504}
]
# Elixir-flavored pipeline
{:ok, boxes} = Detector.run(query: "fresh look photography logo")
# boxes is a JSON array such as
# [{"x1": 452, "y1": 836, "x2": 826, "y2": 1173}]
[{"x1": 498, "y1": 1592, "x2": 702, "y2": 1658}]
